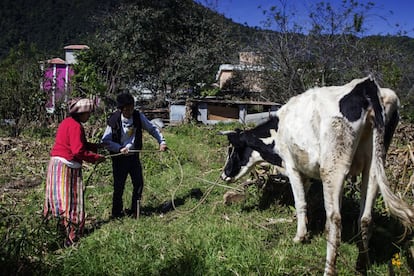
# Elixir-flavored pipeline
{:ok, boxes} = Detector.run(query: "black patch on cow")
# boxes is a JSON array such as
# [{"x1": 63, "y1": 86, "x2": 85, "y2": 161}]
[
  {"x1": 339, "y1": 81, "x2": 370, "y2": 122},
  {"x1": 261, "y1": 146, "x2": 283, "y2": 166},
  {"x1": 224, "y1": 116, "x2": 282, "y2": 177},
  {"x1": 250, "y1": 116, "x2": 279, "y2": 138},
  {"x1": 339, "y1": 78, "x2": 384, "y2": 128},
  {"x1": 243, "y1": 135, "x2": 283, "y2": 166},
  {"x1": 242, "y1": 116, "x2": 282, "y2": 166},
  {"x1": 224, "y1": 144, "x2": 254, "y2": 178},
  {"x1": 227, "y1": 129, "x2": 244, "y2": 148},
  {"x1": 243, "y1": 116, "x2": 282, "y2": 166}
]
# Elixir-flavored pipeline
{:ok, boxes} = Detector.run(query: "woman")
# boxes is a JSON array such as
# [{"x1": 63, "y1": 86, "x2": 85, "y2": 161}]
[{"x1": 43, "y1": 98, "x2": 105, "y2": 246}]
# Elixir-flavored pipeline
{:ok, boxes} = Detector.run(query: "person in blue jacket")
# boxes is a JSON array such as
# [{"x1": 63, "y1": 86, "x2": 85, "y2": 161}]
[{"x1": 102, "y1": 93, "x2": 167, "y2": 218}]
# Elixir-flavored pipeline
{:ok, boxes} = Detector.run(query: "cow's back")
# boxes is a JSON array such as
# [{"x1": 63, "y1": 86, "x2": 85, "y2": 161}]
[{"x1": 274, "y1": 77, "x2": 378, "y2": 179}]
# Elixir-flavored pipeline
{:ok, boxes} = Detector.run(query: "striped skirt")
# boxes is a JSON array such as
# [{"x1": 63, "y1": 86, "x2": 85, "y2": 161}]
[{"x1": 43, "y1": 157, "x2": 85, "y2": 243}]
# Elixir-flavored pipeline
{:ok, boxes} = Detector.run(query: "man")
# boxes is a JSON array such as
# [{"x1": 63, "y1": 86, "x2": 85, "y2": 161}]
[{"x1": 102, "y1": 93, "x2": 167, "y2": 218}]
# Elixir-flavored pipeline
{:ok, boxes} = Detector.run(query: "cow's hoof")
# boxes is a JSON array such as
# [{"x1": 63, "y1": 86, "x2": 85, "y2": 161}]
[
  {"x1": 293, "y1": 236, "x2": 304, "y2": 243},
  {"x1": 293, "y1": 234, "x2": 309, "y2": 243}
]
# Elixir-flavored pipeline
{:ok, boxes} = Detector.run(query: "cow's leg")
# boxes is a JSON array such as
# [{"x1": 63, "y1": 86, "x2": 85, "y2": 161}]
[
  {"x1": 356, "y1": 166, "x2": 377, "y2": 273},
  {"x1": 321, "y1": 171, "x2": 346, "y2": 276},
  {"x1": 287, "y1": 169, "x2": 308, "y2": 243}
]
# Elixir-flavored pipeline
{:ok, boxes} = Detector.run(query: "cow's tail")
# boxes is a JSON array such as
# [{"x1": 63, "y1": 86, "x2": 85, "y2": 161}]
[{"x1": 373, "y1": 126, "x2": 414, "y2": 230}]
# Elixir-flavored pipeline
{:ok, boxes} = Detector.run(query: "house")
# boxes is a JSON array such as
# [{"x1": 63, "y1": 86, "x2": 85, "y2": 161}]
[
  {"x1": 215, "y1": 51, "x2": 265, "y2": 93},
  {"x1": 40, "y1": 45, "x2": 89, "y2": 113},
  {"x1": 169, "y1": 98, "x2": 280, "y2": 126},
  {"x1": 167, "y1": 52, "x2": 277, "y2": 126},
  {"x1": 64, "y1": 45, "x2": 89, "y2": 64},
  {"x1": 40, "y1": 58, "x2": 73, "y2": 113}
]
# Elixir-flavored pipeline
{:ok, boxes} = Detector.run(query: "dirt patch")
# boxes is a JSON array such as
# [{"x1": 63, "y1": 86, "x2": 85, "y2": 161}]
[
  {"x1": 0, "y1": 136, "x2": 50, "y2": 195},
  {"x1": 1, "y1": 176, "x2": 43, "y2": 194}
]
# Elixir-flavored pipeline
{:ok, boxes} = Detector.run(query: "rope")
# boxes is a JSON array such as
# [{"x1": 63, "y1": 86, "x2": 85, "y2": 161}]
[
  {"x1": 105, "y1": 149, "x2": 161, "y2": 158},
  {"x1": 167, "y1": 149, "x2": 224, "y2": 214},
  {"x1": 84, "y1": 149, "x2": 161, "y2": 187},
  {"x1": 194, "y1": 177, "x2": 244, "y2": 192},
  {"x1": 84, "y1": 148, "x2": 235, "y2": 215}
]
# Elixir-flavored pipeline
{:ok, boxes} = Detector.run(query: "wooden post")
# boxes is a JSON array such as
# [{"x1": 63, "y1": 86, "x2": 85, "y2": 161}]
[{"x1": 136, "y1": 200, "x2": 140, "y2": 219}]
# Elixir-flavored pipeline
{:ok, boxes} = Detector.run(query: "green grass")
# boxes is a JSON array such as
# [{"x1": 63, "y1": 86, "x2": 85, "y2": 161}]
[{"x1": 1, "y1": 123, "x2": 413, "y2": 275}]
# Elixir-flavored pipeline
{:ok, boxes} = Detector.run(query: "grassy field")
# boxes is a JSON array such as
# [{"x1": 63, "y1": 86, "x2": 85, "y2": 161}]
[{"x1": 1, "y1": 122, "x2": 413, "y2": 275}]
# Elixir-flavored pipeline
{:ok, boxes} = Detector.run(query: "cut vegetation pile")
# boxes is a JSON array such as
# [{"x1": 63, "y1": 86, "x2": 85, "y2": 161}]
[{"x1": 1, "y1": 121, "x2": 414, "y2": 275}]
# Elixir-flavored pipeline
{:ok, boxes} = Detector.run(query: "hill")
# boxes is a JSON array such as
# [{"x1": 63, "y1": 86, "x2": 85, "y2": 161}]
[
  {"x1": 0, "y1": 0, "x2": 124, "y2": 58},
  {"x1": 0, "y1": 0, "x2": 260, "y2": 60},
  {"x1": 1, "y1": 0, "x2": 414, "y2": 63}
]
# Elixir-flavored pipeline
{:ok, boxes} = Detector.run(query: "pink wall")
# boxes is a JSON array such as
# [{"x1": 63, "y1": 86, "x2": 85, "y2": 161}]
[{"x1": 43, "y1": 63, "x2": 74, "y2": 112}]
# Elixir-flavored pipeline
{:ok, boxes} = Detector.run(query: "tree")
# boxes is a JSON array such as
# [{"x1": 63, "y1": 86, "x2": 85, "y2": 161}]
[
  {"x1": 71, "y1": 49, "x2": 109, "y2": 98},
  {"x1": 258, "y1": 0, "x2": 406, "y2": 104},
  {"x1": 74, "y1": 0, "x2": 239, "y2": 108},
  {"x1": 0, "y1": 43, "x2": 46, "y2": 136}
]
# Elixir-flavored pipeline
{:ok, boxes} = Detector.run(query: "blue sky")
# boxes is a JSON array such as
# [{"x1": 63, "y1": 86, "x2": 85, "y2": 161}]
[{"x1": 199, "y1": 0, "x2": 414, "y2": 37}]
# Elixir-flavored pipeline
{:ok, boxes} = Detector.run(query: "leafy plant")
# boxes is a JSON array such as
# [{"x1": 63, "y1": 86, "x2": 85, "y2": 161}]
[
  {"x1": 200, "y1": 87, "x2": 221, "y2": 97},
  {"x1": 0, "y1": 42, "x2": 47, "y2": 136}
]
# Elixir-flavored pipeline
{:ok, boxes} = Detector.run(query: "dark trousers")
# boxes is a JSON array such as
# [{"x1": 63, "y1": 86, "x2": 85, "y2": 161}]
[{"x1": 111, "y1": 154, "x2": 143, "y2": 217}]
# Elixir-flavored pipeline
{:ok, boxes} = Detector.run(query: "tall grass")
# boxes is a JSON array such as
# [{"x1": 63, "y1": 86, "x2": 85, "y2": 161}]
[{"x1": 1, "y1": 122, "x2": 413, "y2": 275}]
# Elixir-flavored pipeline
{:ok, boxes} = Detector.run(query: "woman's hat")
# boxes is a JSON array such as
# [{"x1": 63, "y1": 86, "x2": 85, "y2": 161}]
[
  {"x1": 116, "y1": 93, "x2": 135, "y2": 109},
  {"x1": 68, "y1": 98, "x2": 95, "y2": 114}
]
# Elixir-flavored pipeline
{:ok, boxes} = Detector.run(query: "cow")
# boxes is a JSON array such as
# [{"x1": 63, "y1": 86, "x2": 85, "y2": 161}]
[{"x1": 220, "y1": 76, "x2": 413, "y2": 275}]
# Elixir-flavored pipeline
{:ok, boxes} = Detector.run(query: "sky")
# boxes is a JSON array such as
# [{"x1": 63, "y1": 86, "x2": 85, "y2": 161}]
[{"x1": 199, "y1": 0, "x2": 414, "y2": 37}]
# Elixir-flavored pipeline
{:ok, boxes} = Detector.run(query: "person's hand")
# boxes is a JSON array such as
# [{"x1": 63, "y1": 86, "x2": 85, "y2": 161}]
[
  {"x1": 120, "y1": 147, "x2": 129, "y2": 154},
  {"x1": 159, "y1": 144, "x2": 168, "y2": 152}
]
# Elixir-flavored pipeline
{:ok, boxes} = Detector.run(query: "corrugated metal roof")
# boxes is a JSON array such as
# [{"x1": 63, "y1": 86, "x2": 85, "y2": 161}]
[
  {"x1": 215, "y1": 63, "x2": 265, "y2": 80},
  {"x1": 190, "y1": 98, "x2": 280, "y2": 106}
]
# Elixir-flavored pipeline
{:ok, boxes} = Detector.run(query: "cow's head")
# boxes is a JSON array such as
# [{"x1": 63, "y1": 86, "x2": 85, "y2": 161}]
[{"x1": 220, "y1": 117, "x2": 282, "y2": 182}]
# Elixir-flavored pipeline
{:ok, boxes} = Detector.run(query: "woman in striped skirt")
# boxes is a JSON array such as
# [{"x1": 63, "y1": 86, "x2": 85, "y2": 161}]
[{"x1": 44, "y1": 98, "x2": 105, "y2": 246}]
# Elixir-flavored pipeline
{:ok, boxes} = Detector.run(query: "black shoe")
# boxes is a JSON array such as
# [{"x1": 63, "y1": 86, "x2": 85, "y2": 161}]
[
  {"x1": 125, "y1": 208, "x2": 138, "y2": 219},
  {"x1": 111, "y1": 211, "x2": 125, "y2": 220}
]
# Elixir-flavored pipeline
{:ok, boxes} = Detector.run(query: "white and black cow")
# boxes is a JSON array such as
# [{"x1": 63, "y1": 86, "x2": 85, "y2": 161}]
[{"x1": 220, "y1": 76, "x2": 413, "y2": 275}]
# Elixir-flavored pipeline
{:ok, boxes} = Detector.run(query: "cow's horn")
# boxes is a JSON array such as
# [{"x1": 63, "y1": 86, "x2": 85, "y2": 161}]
[{"x1": 217, "y1": 130, "x2": 236, "y2": 135}]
